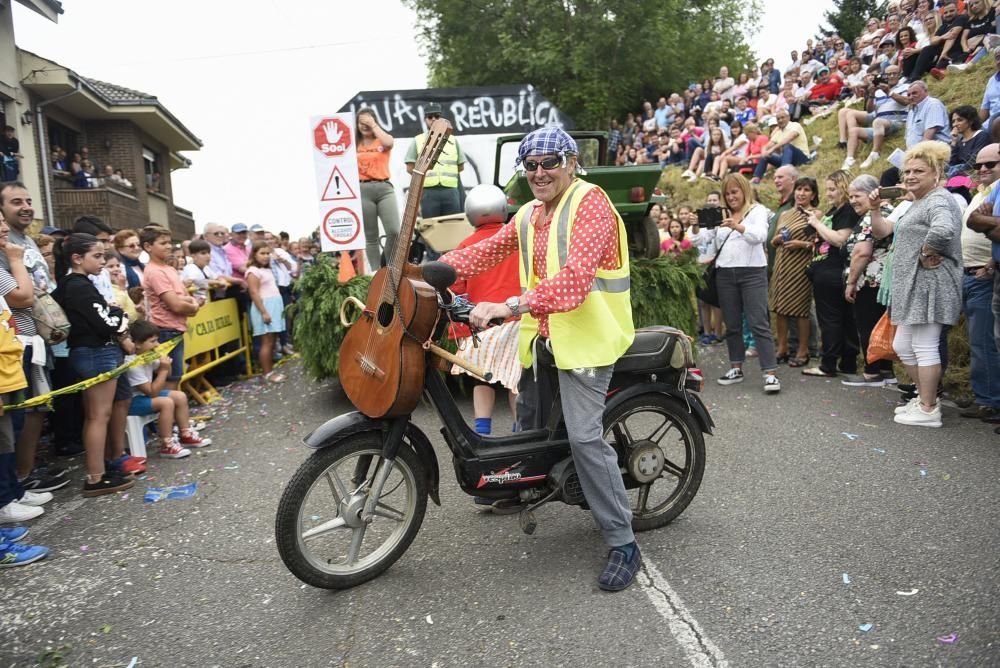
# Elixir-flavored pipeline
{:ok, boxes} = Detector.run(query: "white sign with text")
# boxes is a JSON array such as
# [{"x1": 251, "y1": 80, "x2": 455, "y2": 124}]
[{"x1": 310, "y1": 113, "x2": 365, "y2": 253}]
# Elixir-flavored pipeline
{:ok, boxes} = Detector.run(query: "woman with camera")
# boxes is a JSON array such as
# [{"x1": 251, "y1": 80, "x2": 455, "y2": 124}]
[
  {"x1": 868, "y1": 141, "x2": 964, "y2": 427},
  {"x1": 769, "y1": 177, "x2": 822, "y2": 367},
  {"x1": 714, "y1": 173, "x2": 781, "y2": 393},
  {"x1": 842, "y1": 174, "x2": 896, "y2": 386}
]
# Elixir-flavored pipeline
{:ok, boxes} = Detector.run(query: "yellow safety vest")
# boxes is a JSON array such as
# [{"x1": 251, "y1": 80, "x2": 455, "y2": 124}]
[
  {"x1": 515, "y1": 179, "x2": 634, "y2": 369},
  {"x1": 414, "y1": 133, "x2": 460, "y2": 188}
]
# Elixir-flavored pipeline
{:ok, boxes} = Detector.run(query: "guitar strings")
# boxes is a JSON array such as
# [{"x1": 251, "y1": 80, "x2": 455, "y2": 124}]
[{"x1": 358, "y1": 127, "x2": 448, "y2": 375}]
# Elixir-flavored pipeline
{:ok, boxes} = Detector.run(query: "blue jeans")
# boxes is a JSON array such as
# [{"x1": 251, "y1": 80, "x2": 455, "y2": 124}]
[
  {"x1": 685, "y1": 137, "x2": 703, "y2": 161},
  {"x1": 964, "y1": 274, "x2": 1000, "y2": 408},
  {"x1": 0, "y1": 404, "x2": 19, "y2": 507},
  {"x1": 753, "y1": 144, "x2": 810, "y2": 179},
  {"x1": 158, "y1": 330, "x2": 185, "y2": 382},
  {"x1": 69, "y1": 344, "x2": 123, "y2": 380}
]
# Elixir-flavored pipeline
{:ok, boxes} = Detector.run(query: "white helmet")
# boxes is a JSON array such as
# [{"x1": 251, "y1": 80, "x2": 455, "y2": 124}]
[{"x1": 464, "y1": 184, "x2": 508, "y2": 227}]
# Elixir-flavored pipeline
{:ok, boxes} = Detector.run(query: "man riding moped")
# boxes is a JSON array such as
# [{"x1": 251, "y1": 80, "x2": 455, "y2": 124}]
[{"x1": 440, "y1": 127, "x2": 641, "y2": 592}]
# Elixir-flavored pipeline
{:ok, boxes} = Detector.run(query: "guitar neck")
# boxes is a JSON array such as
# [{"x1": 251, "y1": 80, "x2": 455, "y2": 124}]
[
  {"x1": 385, "y1": 172, "x2": 425, "y2": 292},
  {"x1": 383, "y1": 118, "x2": 452, "y2": 296}
]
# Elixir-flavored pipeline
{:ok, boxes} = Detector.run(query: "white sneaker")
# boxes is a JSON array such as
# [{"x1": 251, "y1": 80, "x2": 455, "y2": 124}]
[
  {"x1": 681, "y1": 169, "x2": 695, "y2": 180},
  {"x1": 763, "y1": 374, "x2": 781, "y2": 393},
  {"x1": 947, "y1": 62, "x2": 969, "y2": 72},
  {"x1": 18, "y1": 490, "x2": 53, "y2": 507},
  {"x1": 717, "y1": 367, "x2": 745, "y2": 386},
  {"x1": 894, "y1": 402, "x2": 943, "y2": 428},
  {"x1": 860, "y1": 152, "x2": 880, "y2": 169},
  {"x1": 841, "y1": 156, "x2": 856, "y2": 171},
  {"x1": 895, "y1": 397, "x2": 920, "y2": 415},
  {"x1": 0, "y1": 501, "x2": 43, "y2": 523}
]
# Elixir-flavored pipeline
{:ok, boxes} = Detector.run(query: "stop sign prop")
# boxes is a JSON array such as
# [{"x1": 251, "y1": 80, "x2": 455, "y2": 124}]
[
  {"x1": 310, "y1": 113, "x2": 365, "y2": 253},
  {"x1": 313, "y1": 117, "x2": 352, "y2": 157}
]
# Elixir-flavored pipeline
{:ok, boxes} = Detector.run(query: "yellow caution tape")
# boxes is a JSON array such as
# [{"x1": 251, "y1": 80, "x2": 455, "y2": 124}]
[{"x1": 4, "y1": 337, "x2": 182, "y2": 412}]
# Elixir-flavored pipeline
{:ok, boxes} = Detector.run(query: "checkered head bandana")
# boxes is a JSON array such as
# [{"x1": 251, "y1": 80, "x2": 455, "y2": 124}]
[{"x1": 515, "y1": 126, "x2": 584, "y2": 172}]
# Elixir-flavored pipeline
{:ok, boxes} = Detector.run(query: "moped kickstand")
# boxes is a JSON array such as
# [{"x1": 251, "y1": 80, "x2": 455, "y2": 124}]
[{"x1": 518, "y1": 489, "x2": 559, "y2": 535}]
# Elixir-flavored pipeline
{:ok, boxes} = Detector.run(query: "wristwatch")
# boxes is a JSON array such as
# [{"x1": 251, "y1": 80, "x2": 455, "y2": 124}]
[{"x1": 504, "y1": 296, "x2": 521, "y2": 316}]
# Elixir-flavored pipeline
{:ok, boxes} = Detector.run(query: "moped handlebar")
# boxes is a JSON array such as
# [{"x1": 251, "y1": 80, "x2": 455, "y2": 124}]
[{"x1": 439, "y1": 293, "x2": 505, "y2": 329}]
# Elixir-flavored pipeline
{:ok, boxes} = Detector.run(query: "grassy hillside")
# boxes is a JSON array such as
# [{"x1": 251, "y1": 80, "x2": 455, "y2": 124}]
[{"x1": 660, "y1": 60, "x2": 995, "y2": 399}]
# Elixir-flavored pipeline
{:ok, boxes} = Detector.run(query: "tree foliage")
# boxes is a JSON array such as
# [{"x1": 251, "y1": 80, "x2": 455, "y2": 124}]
[
  {"x1": 819, "y1": 0, "x2": 886, "y2": 44},
  {"x1": 292, "y1": 257, "x2": 373, "y2": 381},
  {"x1": 404, "y1": 0, "x2": 760, "y2": 129},
  {"x1": 630, "y1": 253, "x2": 704, "y2": 337}
]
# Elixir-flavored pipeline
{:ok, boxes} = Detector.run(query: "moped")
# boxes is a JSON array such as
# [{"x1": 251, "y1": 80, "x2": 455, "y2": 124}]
[{"x1": 275, "y1": 262, "x2": 713, "y2": 590}]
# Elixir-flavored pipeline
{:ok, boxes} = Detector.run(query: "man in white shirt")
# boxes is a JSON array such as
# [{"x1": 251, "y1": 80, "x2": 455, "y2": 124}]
[
  {"x1": 839, "y1": 65, "x2": 909, "y2": 170},
  {"x1": 713, "y1": 66, "x2": 736, "y2": 102}
]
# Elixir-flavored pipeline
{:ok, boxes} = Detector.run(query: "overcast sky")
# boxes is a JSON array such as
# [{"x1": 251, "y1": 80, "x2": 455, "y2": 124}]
[{"x1": 12, "y1": 0, "x2": 832, "y2": 239}]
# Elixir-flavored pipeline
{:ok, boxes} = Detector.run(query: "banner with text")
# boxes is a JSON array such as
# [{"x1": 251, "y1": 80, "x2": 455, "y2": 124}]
[
  {"x1": 338, "y1": 85, "x2": 573, "y2": 136},
  {"x1": 309, "y1": 113, "x2": 365, "y2": 253},
  {"x1": 183, "y1": 298, "x2": 242, "y2": 360}
]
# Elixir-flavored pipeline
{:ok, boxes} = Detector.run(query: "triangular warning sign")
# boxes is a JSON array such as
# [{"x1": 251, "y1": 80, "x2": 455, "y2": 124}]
[{"x1": 321, "y1": 166, "x2": 357, "y2": 201}]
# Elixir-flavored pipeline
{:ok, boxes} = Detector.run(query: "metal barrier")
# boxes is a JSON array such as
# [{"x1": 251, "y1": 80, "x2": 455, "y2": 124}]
[{"x1": 179, "y1": 297, "x2": 252, "y2": 404}]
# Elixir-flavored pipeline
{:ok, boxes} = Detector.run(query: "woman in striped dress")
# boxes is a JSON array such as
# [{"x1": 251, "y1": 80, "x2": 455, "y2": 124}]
[{"x1": 769, "y1": 176, "x2": 821, "y2": 366}]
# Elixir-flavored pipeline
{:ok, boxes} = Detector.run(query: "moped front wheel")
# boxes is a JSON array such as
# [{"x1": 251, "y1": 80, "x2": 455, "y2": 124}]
[
  {"x1": 604, "y1": 394, "x2": 705, "y2": 532},
  {"x1": 275, "y1": 433, "x2": 427, "y2": 589}
]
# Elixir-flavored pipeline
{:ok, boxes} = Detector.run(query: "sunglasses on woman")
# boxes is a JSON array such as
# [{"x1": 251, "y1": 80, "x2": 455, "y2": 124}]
[{"x1": 523, "y1": 156, "x2": 566, "y2": 171}]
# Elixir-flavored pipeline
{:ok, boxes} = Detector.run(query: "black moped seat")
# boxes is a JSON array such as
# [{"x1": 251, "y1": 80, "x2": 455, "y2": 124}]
[{"x1": 614, "y1": 326, "x2": 693, "y2": 374}]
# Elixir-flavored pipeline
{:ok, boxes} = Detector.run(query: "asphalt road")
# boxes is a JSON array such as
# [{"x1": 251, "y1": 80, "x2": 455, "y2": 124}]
[{"x1": 1, "y1": 346, "x2": 997, "y2": 668}]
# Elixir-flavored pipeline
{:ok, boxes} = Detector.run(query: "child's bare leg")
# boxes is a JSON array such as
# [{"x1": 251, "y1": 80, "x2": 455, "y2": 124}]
[
  {"x1": 153, "y1": 396, "x2": 174, "y2": 439},
  {"x1": 169, "y1": 390, "x2": 191, "y2": 433}
]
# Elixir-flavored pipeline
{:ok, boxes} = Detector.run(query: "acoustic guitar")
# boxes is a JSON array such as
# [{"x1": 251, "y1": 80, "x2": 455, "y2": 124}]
[{"x1": 338, "y1": 118, "x2": 453, "y2": 418}]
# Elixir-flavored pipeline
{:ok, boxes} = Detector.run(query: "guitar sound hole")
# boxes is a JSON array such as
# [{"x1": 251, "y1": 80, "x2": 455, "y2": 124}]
[{"x1": 376, "y1": 302, "x2": 395, "y2": 327}]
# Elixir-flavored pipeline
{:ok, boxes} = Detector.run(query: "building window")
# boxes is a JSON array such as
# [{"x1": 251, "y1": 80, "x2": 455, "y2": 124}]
[{"x1": 143, "y1": 147, "x2": 161, "y2": 192}]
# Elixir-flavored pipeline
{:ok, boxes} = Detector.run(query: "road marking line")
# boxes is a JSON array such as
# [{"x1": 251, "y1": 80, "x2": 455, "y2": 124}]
[{"x1": 638, "y1": 557, "x2": 729, "y2": 668}]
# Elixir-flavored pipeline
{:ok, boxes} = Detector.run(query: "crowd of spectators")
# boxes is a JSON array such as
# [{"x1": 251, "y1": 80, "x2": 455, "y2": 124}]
[
  {"x1": 0, "y1": 177, "x2": 321, "y2": 566},
  {"x1": 610, "y1": 0, "x2": 1000, "y2": 188},
  {"x1": 48, "y1": 144, "x2": 136, "y2": 190},
  {"x1": 640, "y1": 0, "x2": 1000, "y2": 440}
]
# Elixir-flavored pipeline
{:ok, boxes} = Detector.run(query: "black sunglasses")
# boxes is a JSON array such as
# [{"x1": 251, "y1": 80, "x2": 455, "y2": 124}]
[
  {"x1": 523, "y1": 156, "x2": 565, "y2": 171},
  {"x1": 974, "y1": 160, "x2": 1000, "y2": 170},
  {"x1": 425, "y1": 114, "x2": 441, "y2": 120}
]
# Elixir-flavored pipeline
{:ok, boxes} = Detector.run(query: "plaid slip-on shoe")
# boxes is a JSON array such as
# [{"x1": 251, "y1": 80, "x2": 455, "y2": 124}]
[{"x1": 598, "y1": 544, "x2": 642, "y2": 592}]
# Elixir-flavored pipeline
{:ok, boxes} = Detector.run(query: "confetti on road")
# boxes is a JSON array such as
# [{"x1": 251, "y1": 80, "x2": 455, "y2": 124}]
[
  {"x1": 842, "y1": 432, "x2": 860, "y2": 440},
  {"x1": 859, "y1": 623, "x2": 873, "y2": 633},
  {"x1": 842, "y1": 573, "x2": 851, "y2": 584},
  {"x1": 873, "y1": 448, "x2": 885, "y2": 454},
  {"x1": 936, "y1": 633, "x2": 957, "y2": 644},
  {"x1": 896, "y1": 589, "x2": 919, "y2": 596},
  {"x1": 426, "y1": 615, "x2": 434, "y2": 625}
]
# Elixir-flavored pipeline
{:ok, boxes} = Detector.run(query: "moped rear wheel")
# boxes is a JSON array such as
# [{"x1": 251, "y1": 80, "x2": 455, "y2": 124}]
[
  {"x1": 604, "y1": 394, "x2": 705, "y2": 532},
  {"x1": 275, "y1": 433, "x2": 427, "y2": 589}
]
